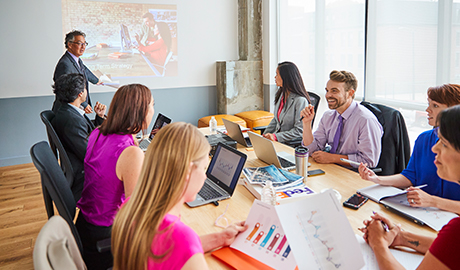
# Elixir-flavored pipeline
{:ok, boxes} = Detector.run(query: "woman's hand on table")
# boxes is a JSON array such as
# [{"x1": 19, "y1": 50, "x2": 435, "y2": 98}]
[
  {"x1": 360, "y1": 212, "x2": 402, "y2": 249},
  {"x1": 406, "y1": 187, "x2": 434, "y2": 208},
  {"x1": 220, "y1": 221, "x2": 248, "y2": 247}
]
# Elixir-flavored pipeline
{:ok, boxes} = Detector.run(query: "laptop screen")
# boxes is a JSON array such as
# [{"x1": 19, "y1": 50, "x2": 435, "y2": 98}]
[
  {"x1": 207, "y1": 143, "x2": 246, "y2": 194},
  {"x1": 149, "y1": 113, "x2": 172, "y2": 140}
]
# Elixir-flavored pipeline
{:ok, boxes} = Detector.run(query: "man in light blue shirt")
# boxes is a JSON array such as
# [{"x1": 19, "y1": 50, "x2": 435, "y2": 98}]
[{"x1": 301, "y1": 70, "x2": 383, "y2": 167}]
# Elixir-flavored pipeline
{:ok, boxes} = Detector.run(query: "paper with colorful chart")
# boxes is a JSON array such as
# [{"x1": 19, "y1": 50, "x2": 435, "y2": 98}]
[
  {"x1": 230, "y1": 200, "x2": 297, "y2": 270},
  {"x1": 276, "y1": 189, "x2": 365, "y2": 270}
]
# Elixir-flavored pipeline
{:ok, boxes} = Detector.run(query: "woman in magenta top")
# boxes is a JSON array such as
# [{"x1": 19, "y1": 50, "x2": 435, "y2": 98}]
[
  {"x1": 112, "y1": 123, "x2": 247, "y2": 270},
  {"x1": 76, "y1": 84, "x2": 154, "y2": 270},
  {"x1": 361, "y1": 105, "x2": 460, "y2": 269}
]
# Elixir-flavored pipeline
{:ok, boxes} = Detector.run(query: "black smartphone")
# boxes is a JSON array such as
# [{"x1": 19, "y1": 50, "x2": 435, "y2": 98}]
[
  {"x1": 307, "y1": 169, "x2": 325, "y2": 176},
  {"x1": 343, "y1": 193, "x2": 368, "y2": 210}
]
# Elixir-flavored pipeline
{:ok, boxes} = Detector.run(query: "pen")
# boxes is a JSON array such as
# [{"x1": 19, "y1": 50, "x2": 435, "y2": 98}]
[
  {"x1": 373, "y1": 211, "x2": 390, "y2": 232},
  {"x1": 299, "y1": 104, "x2": 313, "y2": 122},
  {"x1": 412, "y1": 184, "x2": 428, "y2": 189},
  {"x1": 340, "y1": 158, "x2": 382, "y2": 173}
]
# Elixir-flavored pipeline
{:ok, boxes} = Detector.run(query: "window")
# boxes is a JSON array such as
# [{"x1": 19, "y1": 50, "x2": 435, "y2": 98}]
[{"x1": 279, "y1": 0, "x2": 460, "y2": 147}]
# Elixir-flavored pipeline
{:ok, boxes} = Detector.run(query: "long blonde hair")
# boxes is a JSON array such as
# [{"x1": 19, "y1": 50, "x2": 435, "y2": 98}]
[{"x1": 111, "y1": 122, "x2": 210, "y2": 270}]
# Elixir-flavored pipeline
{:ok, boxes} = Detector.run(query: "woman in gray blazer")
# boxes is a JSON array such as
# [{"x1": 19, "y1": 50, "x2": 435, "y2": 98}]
[{"x1": 264, "y1": 61, "x2": 311, "y2": 143}]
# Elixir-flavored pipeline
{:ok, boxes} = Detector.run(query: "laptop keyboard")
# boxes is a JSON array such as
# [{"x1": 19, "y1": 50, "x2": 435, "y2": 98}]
[
  {"x1": 139, "y1": 139, "x2": 150, "y2": 151},
  {"x1": 279, "y1": 157, "x2": 295, "y2": 168},
  {"x1": 199, "y1": 181, "x2": 224, "y2": 200},
  {"x1": 245, "y1": 137, "x2": 252, "y2": 147}
]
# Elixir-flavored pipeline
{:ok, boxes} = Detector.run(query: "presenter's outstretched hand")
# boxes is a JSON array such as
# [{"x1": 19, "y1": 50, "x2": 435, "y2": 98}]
[
  {"x1": 94, "y1": 101, "x2": 107, "y2": 118},
  {"x1": 358, "y1": 163, "x2": 380, "y2": 184},
  {"x1": 84, "y1": 104, "x2": 93, "y2": 114}
]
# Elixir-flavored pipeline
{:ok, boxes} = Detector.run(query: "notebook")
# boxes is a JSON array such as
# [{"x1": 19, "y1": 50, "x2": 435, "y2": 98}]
[
  {"x1": 139, "y1": 113, "x2": 172, "y2": 151},
  {"x1": 187, "y1": 142, "x2": 247, "y2": 208},
  {"x1": 247, "y1": 131, "x2": 296, "y2": 170},
  {"x1": 357, "y1": 184, "x2": 458, "y2": 231},
  {"x1": 222, "y1": 118, "x2": 252, "y2": 147}
]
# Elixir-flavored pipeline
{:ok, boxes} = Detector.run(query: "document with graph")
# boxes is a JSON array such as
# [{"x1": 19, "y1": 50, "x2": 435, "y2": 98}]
[
  {"x1": 212, "y1": 190, "x2": 364, "y2": 270},
  {"x1": 277, "y1": 189, "x2": 365, "y2": 270}
]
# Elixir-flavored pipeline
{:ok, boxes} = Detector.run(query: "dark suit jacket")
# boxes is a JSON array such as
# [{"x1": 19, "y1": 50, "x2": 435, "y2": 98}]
[
  {"x1": 361, "y1": 101, "x2": 411, "y2": 176},
  {"x1": 51, "y1": 103, "x2": 104, "y2": 201},
  {"x1": 52, "y1": 51, "x2": 99, "y2": 112}
]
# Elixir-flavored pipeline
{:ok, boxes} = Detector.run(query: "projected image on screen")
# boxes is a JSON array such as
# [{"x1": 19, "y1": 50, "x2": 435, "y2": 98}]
[{"x1": 62, "y1": 0, "x2": 177, "y2": 78}]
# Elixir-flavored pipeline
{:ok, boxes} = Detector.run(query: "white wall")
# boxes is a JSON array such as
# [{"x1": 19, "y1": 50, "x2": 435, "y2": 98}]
[
  {"x1": 0, "y1": 0, "x2": 238, "y2": 99},
  {"x1": 0, "y1": 0, "x2": 239, "y2": 166},
  {"x1": 263, "y1": 0, "x2": 278, "y2": 112}
]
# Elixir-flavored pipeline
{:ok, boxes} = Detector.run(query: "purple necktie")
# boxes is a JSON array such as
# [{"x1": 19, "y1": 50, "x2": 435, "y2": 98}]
[{"x1": 330, "y1": 115, "x2": 343, "y2": 154}]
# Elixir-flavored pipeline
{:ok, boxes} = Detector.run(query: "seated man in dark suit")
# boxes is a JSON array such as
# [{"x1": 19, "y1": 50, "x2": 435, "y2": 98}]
[
  {"x1": 53, "y1": 30, "x2": 101, "y2": 113},
  {"x1": 52, "y1": 73, "x2": 106, "y2": 201}
]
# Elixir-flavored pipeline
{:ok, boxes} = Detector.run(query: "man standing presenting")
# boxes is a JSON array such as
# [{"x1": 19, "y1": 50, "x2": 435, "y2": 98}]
[
  {"x1": 53, "y1": 30, "x2": 100, "y2": 113},
  {"x1": 52, "y1": 73, "x2": 106, "y2": 202},
  {"x1": 135, "y1": 12, "x2": 157, "y2": 46},
  {"x1": 300, "y1": 70, "x2": 383, "y2": 167}
]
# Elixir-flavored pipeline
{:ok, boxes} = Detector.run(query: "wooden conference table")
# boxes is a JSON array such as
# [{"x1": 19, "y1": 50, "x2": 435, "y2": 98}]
[{"x1": 182, "y1": 128, "x2": 437, "y2": 269}]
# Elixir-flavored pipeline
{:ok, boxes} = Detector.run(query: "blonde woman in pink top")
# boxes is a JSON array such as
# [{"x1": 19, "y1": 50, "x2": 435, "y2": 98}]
[
  {"x1": 77, "y1": 84, "x2": 154, "y2": 270},
  {"x1": 112, "y1": 122, "x2": 248, "y2": 270}
]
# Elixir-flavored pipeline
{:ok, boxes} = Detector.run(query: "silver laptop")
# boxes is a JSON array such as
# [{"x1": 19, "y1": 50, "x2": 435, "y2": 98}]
[
  {"x1": 247, "y1": 131, "x2": 296, "y2": 171},
  {"x1": 222, "y1": 118, "x2": 252, "y2": 147},
  {"x1": 139, "y1": 113, "x2": 172, "y2": 151},
  {"x1": 187, "y1": 142, "x2": 247, "y2": 207}
]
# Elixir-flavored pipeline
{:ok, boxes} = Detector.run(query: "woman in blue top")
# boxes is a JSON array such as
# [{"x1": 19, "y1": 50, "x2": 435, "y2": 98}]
[{"x1": 359, "y1": 84, "x2": 460, "y2": 214}]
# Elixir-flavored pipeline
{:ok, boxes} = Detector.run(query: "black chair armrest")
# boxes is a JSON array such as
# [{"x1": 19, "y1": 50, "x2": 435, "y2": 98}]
[
  {"x1": 253, "y1": 125, "x2": 268, "y2": 134},
  {"x1": 96, "y1": 237, "x2": 111, "y2": 253},
  {"x1": 283, "y1": 139, "x2": 303, "y2": 148}
]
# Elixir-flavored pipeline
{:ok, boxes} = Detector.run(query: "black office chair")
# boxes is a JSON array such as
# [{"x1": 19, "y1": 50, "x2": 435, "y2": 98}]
[
  {"x1": 361, "y1": 101, "x2": 411, "y2": 175},
  {"x1": 40, "y1": 110, "x2": 74, "y2": 191},
  {"x1": 30, "y1": 142, "x2": 112, "y2": 262},
  {"x1": 254, "y1": 91, "x2": 321, "y2": 148},
  {"x1": 307, "y1": 91, "x2": 321, "y2": 127},
  {"x1": 30, "y1": 141, "x2": 83, "y2": 252}
]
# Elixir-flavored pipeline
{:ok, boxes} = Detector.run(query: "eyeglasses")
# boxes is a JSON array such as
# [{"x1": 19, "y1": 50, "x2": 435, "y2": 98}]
[{"x1": 71, "y1": 41, "x2": 88, "y2": 47}]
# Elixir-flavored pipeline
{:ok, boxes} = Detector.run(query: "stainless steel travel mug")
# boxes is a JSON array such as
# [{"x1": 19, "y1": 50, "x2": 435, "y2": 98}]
[{"x1": 295, "y1": 146, "x2": 309, "y2": 180}]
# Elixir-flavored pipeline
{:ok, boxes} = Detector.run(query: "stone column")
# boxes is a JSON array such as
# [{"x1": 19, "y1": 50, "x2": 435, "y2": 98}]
[{"x1": 216, "y1": 0, "x2": 263, "y2": 114}]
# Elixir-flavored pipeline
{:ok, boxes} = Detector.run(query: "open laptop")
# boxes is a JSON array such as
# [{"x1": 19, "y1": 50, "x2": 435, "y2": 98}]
[
  {"x1": 222, "y1": 118, "x2": 252, "y2": 147},
  {"x1": 139, "y1": 113, "x2": 172, "y2": 151},
  {"x1": 187, "y1": 142, "x2": 247, "y2": 207},
  {"x1": 247, "y1": 131, "x2": 296, "y2": 171},
  {"x1": 120, "y1": 24, "x2": 133, "y2": 52}
]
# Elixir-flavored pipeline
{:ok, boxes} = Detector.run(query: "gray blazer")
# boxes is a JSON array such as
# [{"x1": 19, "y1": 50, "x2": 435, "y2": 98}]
[{"x1": 264, "y1": 93, "x2": 309, "y2": 142}]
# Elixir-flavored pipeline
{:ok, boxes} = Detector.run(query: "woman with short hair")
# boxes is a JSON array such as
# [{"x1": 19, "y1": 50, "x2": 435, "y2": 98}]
[
  {"x1": 359, "y1": 84, "x2": 460, "y2": 214},
  {"x1": 362, "y1": 104, "x2": 460, "y2": 269}
]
